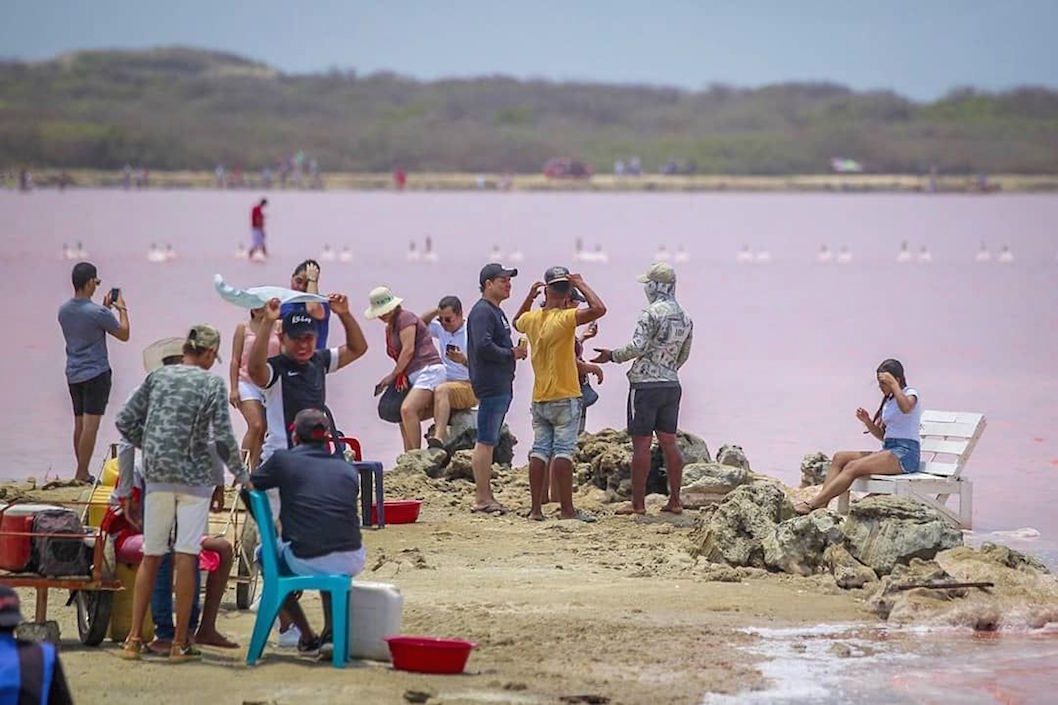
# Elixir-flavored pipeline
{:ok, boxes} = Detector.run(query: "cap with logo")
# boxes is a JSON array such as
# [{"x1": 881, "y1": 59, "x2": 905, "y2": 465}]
[
  {"x1": 636, "y1": 262, "x2": 676, "y2": 284},
  {"x1": 186, "y1": 324, "x2": 223, "y2": 361},
  {"x1": 543, "y1": 265, "x2": 571, "y2": 285},
  {"x1": 478, "y1": 263, "x2": 518, "y2": 288},
  {"x1": 364, "y1": 286, "x2": 404, "y2": 319},
  {"x1": 282, "y1": 310, "x2": 319, "y2": 337},
  {"x1": 0, "y1": 585, "x2": 24, "y2": 629}
]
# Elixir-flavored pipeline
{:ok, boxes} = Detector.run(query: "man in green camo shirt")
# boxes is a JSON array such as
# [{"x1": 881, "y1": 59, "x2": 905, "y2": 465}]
[{"x1": 115, "y1": 324, "x2": 249, "y2": 662}]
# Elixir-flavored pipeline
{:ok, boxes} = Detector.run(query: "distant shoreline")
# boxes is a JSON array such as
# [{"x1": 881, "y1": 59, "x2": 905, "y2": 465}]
[{"x1": 9, "y1": 169, "x2": 1058, "y2": 193}]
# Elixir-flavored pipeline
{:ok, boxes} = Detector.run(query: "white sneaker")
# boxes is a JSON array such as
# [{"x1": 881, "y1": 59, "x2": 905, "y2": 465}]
[{"x1": 276, "y1": 624, "x2": 301, "y2": 648}]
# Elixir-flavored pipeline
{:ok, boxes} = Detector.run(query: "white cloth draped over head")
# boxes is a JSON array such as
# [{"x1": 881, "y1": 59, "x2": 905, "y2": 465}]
[{"x1": 213, "y1": 274, "x2": 329, "y2": 310}]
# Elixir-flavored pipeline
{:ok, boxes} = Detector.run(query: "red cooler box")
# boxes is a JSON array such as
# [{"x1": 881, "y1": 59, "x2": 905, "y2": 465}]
[{"x1": 0, "y1": 504, "x2": 63, "y2": 572}]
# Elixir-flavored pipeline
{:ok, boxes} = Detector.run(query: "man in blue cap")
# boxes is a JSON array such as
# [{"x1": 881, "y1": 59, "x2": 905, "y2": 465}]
[{"x1": 0, "y1": 586, "x2": 74, "y2": 704}]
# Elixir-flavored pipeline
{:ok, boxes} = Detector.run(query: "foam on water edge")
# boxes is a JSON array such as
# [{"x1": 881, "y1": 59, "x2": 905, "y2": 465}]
[{"x1": 701, "y1": 623, "x2": 1058, "y2": 705}]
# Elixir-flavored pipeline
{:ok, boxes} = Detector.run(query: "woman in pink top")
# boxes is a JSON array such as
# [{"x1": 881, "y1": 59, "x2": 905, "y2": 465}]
[
  {"x1": 365, "y1": 286, "x2": 446, "y2": 452},
  {"x1": 228, "y1": 307, "x2": 281, "y2": 468}
]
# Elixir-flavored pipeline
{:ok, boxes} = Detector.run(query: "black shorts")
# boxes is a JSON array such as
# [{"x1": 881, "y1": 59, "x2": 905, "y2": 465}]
[
  {"x1": 68, "y1": 369, "x2": 112, "y2": 416},
  {"x1": 627, "y1": 384, "x2": 681, "y2": 437}
]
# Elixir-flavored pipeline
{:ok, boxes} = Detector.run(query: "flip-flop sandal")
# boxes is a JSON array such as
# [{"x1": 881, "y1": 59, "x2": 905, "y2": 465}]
[
  {"x1": 426, "y1": 436, "x2": 445, "y2": 450},
  {"x1": 569, "y1": 510, "x2": 596, "y2": 523},
  {"x1": 471, "y1": 504, "x2": 507, "y2": 515}
]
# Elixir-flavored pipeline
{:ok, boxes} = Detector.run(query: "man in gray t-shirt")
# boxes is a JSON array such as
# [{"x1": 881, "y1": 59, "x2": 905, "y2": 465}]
[{"x1": 58, "y1": 262, "x2": 130, "y2": 482}]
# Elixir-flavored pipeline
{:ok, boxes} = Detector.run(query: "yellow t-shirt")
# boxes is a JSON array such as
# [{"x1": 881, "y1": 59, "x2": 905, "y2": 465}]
[{"x1": 514, "y1": 307, "x2": 580, "y2": 402}]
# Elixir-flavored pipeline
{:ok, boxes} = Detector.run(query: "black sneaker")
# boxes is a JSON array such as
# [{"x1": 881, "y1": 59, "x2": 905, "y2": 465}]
[
  {"x1": 297, "y1": 635, "x2": 322, "y2": 657},
  {"x1": 318, "y1": 631, "x2": 334, "y2": 661}
]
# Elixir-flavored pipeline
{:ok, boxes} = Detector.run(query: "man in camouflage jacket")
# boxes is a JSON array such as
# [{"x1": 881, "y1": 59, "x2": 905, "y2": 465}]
[
  {"x1": 115, "y1": 324, "x2": 248, "y2": 662},
  {"x1": 591, "y1": 263, "x2": 693, "y2": 516}
]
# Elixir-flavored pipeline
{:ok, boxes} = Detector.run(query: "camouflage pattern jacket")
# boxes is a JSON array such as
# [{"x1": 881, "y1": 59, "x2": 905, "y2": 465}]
[
  {"x1": 116, "y1": 365, "x2": 248, "y2": 487},
  {"x1": 611, "y1": 283, "x2": 693, "y2": 385}
]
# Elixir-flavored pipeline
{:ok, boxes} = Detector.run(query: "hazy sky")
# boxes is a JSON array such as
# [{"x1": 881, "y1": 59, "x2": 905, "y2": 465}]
[{"x1": 3, "y1": 0, "x2": 1055, "y2": 100}]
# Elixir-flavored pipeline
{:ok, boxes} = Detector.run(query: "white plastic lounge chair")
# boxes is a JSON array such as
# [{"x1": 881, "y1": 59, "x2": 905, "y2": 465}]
[{"x1": 837, "y1": 410, "x2": 986, "y2": 529}]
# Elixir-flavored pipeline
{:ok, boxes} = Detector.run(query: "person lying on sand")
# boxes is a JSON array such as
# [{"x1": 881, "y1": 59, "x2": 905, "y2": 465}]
[{"x1": 795, "y1": 358, "x2": 921, "y2": 514}]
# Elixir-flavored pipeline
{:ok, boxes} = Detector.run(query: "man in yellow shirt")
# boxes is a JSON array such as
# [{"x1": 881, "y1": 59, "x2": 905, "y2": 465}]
[{"x1": 513, "y1": 267, "x2": 607, "y2": 521}]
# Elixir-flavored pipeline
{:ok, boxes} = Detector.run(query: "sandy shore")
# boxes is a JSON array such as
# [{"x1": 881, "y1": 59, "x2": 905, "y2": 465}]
[
  {"x1": 15, "y1": 169, "x2": 1058, "y2": 193},
  {"x1": 5, "y1": 470, "x2": 872, "y2": 705}
]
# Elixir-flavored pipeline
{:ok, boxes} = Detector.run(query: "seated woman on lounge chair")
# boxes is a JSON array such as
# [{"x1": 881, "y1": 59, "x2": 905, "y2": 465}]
[{"x1": 795, "y1": 359, "x2": 921, "y2": 514}]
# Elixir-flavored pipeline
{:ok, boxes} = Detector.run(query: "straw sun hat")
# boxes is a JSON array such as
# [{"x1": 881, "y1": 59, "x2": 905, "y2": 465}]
[
  {"x1": 142, "y1": 336, "x2": 185, "y2": 373},
  {"x1": 364, "y1": 286, "x2": 404, "y2": 319}
]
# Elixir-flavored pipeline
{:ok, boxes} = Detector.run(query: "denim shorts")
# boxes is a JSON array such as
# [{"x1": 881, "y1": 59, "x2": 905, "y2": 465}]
[
  {"x1": 883, "y1": 437, "x2": 921, "y2": 474},
  {"x1": 530, "y1": 397, "x2": 581, "y2": 462},
  {"x1": 476, "y1": 395, "x2": 512, "y2": 446}
]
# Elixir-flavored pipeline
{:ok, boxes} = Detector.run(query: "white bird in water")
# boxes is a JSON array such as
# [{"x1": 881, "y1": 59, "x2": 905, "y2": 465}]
[
  {"x1": 147, "y1": 243, "x2": 167, "y2": 263},
  {"x1": 488, "y1": 244, "x2": 504, "y2": 261},
  {"x1": 406, "y1": 241, "x2": 421, "y2": 262},
  {"x1": 163, "y1": 244, "x2": 177, "y2": 261},
  {"x1": 974, "y1": 242, "x2": 991, "y2": 263},
  {"x1": 654, "y1": 245, "x2": 672, "y2": 262},
  {"x1": 507, "y1": 249, "x2": 524, "y2": 263},
  {"x1": 917, "y1": 246, "x2": 932, "y2": 264},
  {"x1": 339, "y1": 246, "x2": 353, "y2": 263},
  {"x1": 234, "y1": 243, "x2": 248, "y2": 259},
  {"x1": 754, "y1": 250, "x2": 772, "y2": 264},
  {"x1": 573, "y1": 238, "x2": 586, "y2": 262},
  {"x1": 816, "y1": 244, "x2": 833, "y2": 263},
  {"x1": 736, "y1": 245, "x2": 755, "y2": 264},
  {"x1": 423, "y1": 236, "x2": 439, "y2": 263},
  {"x1": 837, "y1": 246, "x2": 853, "y2": 264},
  {"x1": 897, "y1": 241, "x2": 913, "y2": 263},
  {"x1": 997, "y1": 244, "x2": 1014, "y2": 263},
  {"x1": 320, "y1": 244, "x2": 336, "y2": 262},
  {"x1": 674, "y1": 245, "x2": 690, "y2": 263}
]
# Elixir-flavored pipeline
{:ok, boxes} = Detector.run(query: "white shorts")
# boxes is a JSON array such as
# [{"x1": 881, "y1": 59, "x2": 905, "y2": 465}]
[
  {"x1": 143, "y1": 491, "x2": 210, "y2": 556},
  {"x1": 409, "y1": 364, "x2": 447, "y2": 392},
  {"x1": 238, "y1": 379, "x2": 265, "y2": 404}
]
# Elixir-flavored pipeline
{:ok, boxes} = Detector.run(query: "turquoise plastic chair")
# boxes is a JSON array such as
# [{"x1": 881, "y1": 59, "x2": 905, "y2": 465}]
[{"x1": 245, "y1": 490, "x2": 352, "y2": 668}]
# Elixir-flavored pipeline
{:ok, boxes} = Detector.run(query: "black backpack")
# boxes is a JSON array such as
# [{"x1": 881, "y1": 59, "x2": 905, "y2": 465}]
[{"x1": 30, "y1": 509, "x2": 89, "y2": 577}]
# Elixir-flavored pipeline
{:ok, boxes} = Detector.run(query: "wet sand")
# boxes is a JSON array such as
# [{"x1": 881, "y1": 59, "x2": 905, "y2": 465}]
[{"x1": 8, "y1": 470, "x2": 870, "y2": 705}]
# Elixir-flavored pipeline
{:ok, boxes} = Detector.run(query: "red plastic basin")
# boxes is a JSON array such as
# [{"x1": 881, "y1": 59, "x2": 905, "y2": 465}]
[
  {"x1": 385, "y1": 635, "x2": 476, "y2": 674},
  {"x1": 372, "y1": 499, "x2": 422, "y2": 525}
]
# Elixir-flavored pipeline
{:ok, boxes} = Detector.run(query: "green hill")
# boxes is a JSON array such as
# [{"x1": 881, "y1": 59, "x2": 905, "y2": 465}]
[{"x1": 2, "y1": 46, "x2": 1057, "y2": 174}]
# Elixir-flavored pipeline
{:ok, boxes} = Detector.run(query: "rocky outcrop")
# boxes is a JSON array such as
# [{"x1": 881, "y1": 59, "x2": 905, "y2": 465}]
[
  {"x1": 843, "y1": 496, "x2": 963, "y2": 575},
  {"x1": 689, "y1": 484, "x2": 792, "y2": 568},
  {"x1": 426, "y1": 409, "x2": 517, "y2": 465},
  {"x1": 715, "y1": 444, "x2": 750, "y2": 471},
  {"x1": 576, "y1": 428, "x2": 711, "y2": 501},
  {"x1": 680, "y1": 463, "x2": 752, "y2": 509},
  {"x1": 393, "y1": 448, "x2": 449, "y2": 478},
  {"x1": 662, "y1": 431, "x2": 713, "y2": 467},
  {"x1": 762, "y1": 511, "x2": 845, "y2": 576},
  {"x1": 444, "y1": 450, "x2": 475, "y2": 481},
  {"x1": 824, "y1": 544, "x2": 878, "y2": 589},
  {"x1": 800, "y1": 452, "x2": 829, "y2": 487}
]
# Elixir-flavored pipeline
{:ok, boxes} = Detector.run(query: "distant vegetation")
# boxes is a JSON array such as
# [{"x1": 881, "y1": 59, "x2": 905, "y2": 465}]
[{"x1": 2, "y1": 46, "x2": 1057, "y2": 174}]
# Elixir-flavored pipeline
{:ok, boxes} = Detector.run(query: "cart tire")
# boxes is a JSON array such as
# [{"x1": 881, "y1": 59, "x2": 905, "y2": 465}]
[
  {"x1": 236, "y1": 520, "x2": 259, "y2": 610},
  {"x1": 76, "y1": 535, "x2": 116, "y2": 646}
]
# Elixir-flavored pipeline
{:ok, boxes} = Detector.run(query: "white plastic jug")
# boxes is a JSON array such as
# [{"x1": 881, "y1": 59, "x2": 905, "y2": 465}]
[{"x1": 349, "y1": 580, "x2": 403, "y2": 661}]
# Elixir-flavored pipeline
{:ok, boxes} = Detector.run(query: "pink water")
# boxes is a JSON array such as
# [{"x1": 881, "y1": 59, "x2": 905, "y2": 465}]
[{"x1": 5, "y1": 189, "x2": 1058, "y2": 561}]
